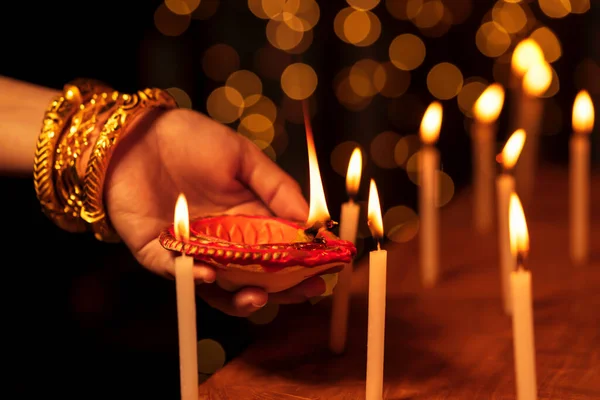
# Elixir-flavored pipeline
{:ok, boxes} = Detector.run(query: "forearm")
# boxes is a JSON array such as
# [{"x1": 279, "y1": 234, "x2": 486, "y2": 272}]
[{"x1": 0, "y1": 76, "x2": 59, "y2": 176}]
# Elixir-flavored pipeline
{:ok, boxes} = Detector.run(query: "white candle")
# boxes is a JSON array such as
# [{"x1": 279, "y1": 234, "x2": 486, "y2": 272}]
[
  {"x1": 330, "y1": 148, "x2": 362, "y2": 355},
  {"x1": 174, "y1": 194, "x2": 199, "y2": 400},
  {"x1": 509, "y1": 193, "x2": 537, "y2": 400},
  {"x1": 496, "y1": 129, "x2": 526, "y2": 315},
  {"x1": 472, "y1": 83, "x2": 505, "y2": 233},
  {"x1": 366, "y1": 179, "x2": 387, "y2": 400},
  {"x1": 514, "y1": 61, "x2": 552, "y2": 205},
  {"x1": 570, "y1": 90, "x2": 594, "y2": 265},
  {"x1": 419, "y1": 102, "x2": 443, "y2": 288}
]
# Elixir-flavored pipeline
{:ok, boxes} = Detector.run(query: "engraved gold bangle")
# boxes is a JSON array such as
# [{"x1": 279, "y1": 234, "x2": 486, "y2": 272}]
[
  {"x1": 81, "y1": 88, "x2": 177, "y2": 242},
  {"x1": 54, "y1": 91, "x2": 122, "y2": 232},
  {"x1": 33, "y1": 79, "x2": 110, "y2": 231}
]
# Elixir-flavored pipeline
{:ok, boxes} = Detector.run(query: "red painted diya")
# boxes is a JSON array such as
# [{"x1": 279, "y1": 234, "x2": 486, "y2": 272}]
[{"x1": 159, "y1": 215, "x2": 356, "y2": 293}]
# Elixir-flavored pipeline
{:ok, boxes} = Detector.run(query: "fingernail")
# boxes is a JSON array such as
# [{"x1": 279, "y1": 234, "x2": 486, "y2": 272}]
[
  {"x1": 251, "y1": 299, "x2": 267, "y2": 308},
  {"x1": 204, "y1": 276, "x2": 216, "y2": 284}
]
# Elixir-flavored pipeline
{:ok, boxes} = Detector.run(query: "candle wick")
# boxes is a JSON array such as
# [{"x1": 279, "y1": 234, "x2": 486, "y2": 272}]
[{"x1": 377, "y1": 240, "x2": 381, "y2": 251}]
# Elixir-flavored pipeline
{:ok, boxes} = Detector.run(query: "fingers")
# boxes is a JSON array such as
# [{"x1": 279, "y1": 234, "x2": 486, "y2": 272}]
[
  {"x1": 196, "y1": 285, "x2": 268, "y2": 317},
  {"x1": 238, "y1": 137, "x2": 309, "y2": 222},
  {"x1": 267, "y1": 275, "x2": 326, "y2": 304}
]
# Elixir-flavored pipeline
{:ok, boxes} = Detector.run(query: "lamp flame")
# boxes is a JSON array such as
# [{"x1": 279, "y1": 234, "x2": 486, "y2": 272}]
[
  {"x1": 511, "y1": 38, "x2": 545, "y2": 77},
  {"x1": 509, "y1": 193, "x2": 529, "y2": 264},
  {"x1": 522, "y1": 61, "x2": 552, "y2": 97},
  {"x1": 572, "y1": 90, "x2": 594, "y2": 135},
  {"x1": 303, "y1": 101, "x2": 330, "y2": 227},
  {"x1": 346, "y1": 147, "x2": 362, "y2": 198},
  {"x1": 473, "y1": 83, "x2": 505, "y2": 124},
  {"x1": 174, "y1": 193, "x2": 190, "y2": 242},
  {"x1": 420, "y1": 101, "x2": 443, "y2": 145},
  {"x1": 498, "y1": 129, "x2": 526, "y2": 170},
  {"x1": 367, "y1": 179, "x2": 384, "y2": 243}
]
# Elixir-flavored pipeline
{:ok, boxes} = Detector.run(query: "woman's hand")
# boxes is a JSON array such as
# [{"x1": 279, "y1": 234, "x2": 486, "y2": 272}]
[{"x1": 103, "y1": 108, "x2": 326, "y2": 316}]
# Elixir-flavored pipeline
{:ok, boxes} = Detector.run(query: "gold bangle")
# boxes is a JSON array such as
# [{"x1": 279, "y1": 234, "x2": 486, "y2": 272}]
[
  {"x1": 33, "y1": 79, "x2": 110, "y2": 231},
  {"x1": 54, "y1": 91, "x2": 122, "y2": 232},
  {"x1": 81, "y1": 87, "x2": 177, "y2": 242}
]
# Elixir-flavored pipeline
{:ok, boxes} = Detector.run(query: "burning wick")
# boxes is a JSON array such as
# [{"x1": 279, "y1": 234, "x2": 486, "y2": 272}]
[{"x1": 304, "y1": 219, "x2": 338, "y2": 241}]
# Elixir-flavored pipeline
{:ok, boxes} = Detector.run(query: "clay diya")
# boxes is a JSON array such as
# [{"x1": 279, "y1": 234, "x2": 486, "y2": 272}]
[{"x1": 159, "y1": 215, "x2": 356, "y2": 293}]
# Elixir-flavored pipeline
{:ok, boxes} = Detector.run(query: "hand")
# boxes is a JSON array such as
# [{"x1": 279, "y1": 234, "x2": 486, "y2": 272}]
[{"x1": 103, "y1": 108, "x2": 323, "y2": 316}]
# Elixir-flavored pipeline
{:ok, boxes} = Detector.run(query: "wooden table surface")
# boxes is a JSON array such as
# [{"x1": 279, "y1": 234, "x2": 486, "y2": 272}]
[{"x1": 198, "y1": 166, "x2": 600, "y2": 400}]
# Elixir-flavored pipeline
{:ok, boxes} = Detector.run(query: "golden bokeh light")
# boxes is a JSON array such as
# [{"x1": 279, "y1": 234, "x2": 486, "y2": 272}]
[
  {"x1": 248, "y1": 0, "x2": 270, "y2": 19},
  {"x1": 436, "y1": 171, "x2": 455, "y2": 207},
  {"x1": 248, "y1": 302, "x2": 280, "y2": 325},
  {"x1": 373, "y1": 62, "x2": 411, "y2": 98},
  {"x1": 457, "y1": 79, "x2": 488, "y2": 117},
  {"x1": 370, "y1": 131, "x2": 402, "y2": 169},
  {"x1": 572, "y1": 90, "x2": 595, "y2": 135},
  {"x1": 522, "y1": 61, "x2": 553, "y2": 97},
  {"x1": 348, "y1": 0, "x2": 380, "y2": 10},
  {"x1": 511, "y1": 38, "x2": 545, "y2": 77},
  {"x1": 165, "y1": 0, "x2": 200, "y2": 15},
  {"x1": 281, "y1": 63, "x2": 318, "y2": 100},
  {"x1": 406, "y1": 150, "x2": 421, "y2": 184},
  {"x1": 538, "y1": 65, "x2": 560, "y2": 98},
  {"x1": 389, "y1": 34, "x2": 426, "y2": 71},
  {"x1": 427, "y1": 62, "x2": 463, "y2": 100},
  {"x1": 238, "y1": 114, "x2": 275, "y2": 145},
  {"x1": 383, "y1": 205, "x2": 419, "y2": 243},
  {"x1": 202, "y1": 44, "x2": 240, "y2": 82},
  {"x1": 166, "y1": 87, "x2": 192, "y2": 109},
  {"x1": 286, "y1": 27, "x2": 314, "y2": 54},
  {"x1": 331, "y1": 141, "x2": 367, "y2": 177},
  {"x1": 226, "y1": 70, "x2": 263, "y2": 106},
  {"x1": 344, "y1": 9, "x2": 372, "y2": 43},
  {"x1": 197, "y1": 339, "x2": 226, "y2": 374},
  {"x1": 569, "y1": 0, "x2": 590, "y2": 13},
  {"x1": 191, "y1": 0, "x2": 220, "y2": 19},
  {"x1": 385, "y1": 0, "x2": 411, "y2": 19},
  {"x1": 335, "y1": 7, "x2": 381, "y2": 46},
  {"x1": 394, "y1": 134, "x2": 420, "y2": 168},
  {"x1": 206, "y1": 87, "x2": 244, "y2": 124},
  {"x1": 154, "y1": 3, "x2": 191, "y2": 36},
  {"x1": 530, "y1": 27, "x2": 562, "y2": 63},
  {"x1": 492, "y1": 1, "x2": 527, "y2": 34},
  {"x1": 419, "y1": 6, "x2": 453, "y2": 38},
  {"x1": 334, "y1": 68, "x2": 372, "y2": 111},
  {"x1": 266, "y1": 19, "x2": 304, "y2": 51},
  {"x1": 349, "y1": 59, "x2": 380, "y2": 98},
  {"x1": 411, "y1": 0, "x2": 445, "y2": 29},
  {"x1": 538, "y1": 0, "x2": 571, "y2": 18},
  {"x1": 475, "y1": 21, "x2": 511, "y2": 58},
  {"x1": 258, "y1": 141, "x2": 277, "y2": 161},
  {"x1": 241, "y1": 95, "x2": 278, "y2": 123}
]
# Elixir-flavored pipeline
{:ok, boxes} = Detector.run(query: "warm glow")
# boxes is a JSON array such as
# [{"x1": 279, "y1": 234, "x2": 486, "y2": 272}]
[
  {"x1": 522, "y1": 61, "x2": 552, "y2": 97},
  {"x1": 572, "y1": 90, "x2": 595, "y2": 135},
  {"x1": 367, "y1": 179, "x2": 384, "y2": 240},
  {"x1": 346, "y1": 147, "x2": 362, "y2": 197},
  {"x1": 304, "y1": 101, "x2": 331, "y2": 226},
  {"x1": 174, "y1": 193, "x2": 190, "y2": 242},
  {"x1": 509, "y1": 193, "x2": 529, "y2": 262},
  {"x1": 499, "y1": 129, "x2": 526, "y2": 170},
  {"x1": 511, "y1": 39, "x2": 545, "y2": 77},
  {"x1": 473, "y1": 83, "x2": 505, "y2": 124},
  {"x1": 420, "y1": 101, "x2": 443, "y2": 145}
]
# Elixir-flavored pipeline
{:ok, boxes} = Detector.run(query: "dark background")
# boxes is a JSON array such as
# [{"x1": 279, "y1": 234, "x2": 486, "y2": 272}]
[{"x1": 0, "y1": 1, "x2": 597, "y2": 398}]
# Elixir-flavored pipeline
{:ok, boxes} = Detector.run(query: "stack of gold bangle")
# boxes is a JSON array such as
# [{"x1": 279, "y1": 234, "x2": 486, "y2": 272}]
[{"x1": 33, "y1": 79, "x2": 177, "y2": 242}]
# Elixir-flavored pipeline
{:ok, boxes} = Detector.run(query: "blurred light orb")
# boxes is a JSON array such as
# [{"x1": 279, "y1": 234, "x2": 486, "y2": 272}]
[
  {"x1": 492, "y1": 1, "x2": 527, "y2": 34},
  {"x1": 394, "y1": 134, "x2": 420, "y2": 168},
  {"x1": 239, "y1": 114, "x2": 275, "y2": 145},
  {"x1": 411, "y1": 0, "x2": 445, "y2": 29},
  {"x1": 406, "y1": 150, "x2": 421, "y2": 184},
  {"x1": 165, "y1": 0, "x2": 200, "y2": 15},
  {"x1": 206, "y1": 87, "x2": 244, "y2": 124},
  {"x1": 344, "y1": 9, "x2": 371, "y2": 44},
  {"x1": 383, "y1": 205, "x2": 420, "y2": 243},
  {"x1": 389, "y1": 34, "x2": 426, "y2": 71},
  {"x1": 348, "y1": 0, "x2": 380, "y2": 10},
  {"x1": 569, "y1": 0, "x2": 590, "y2": 13},
  {"x1": 349, "y1": 59, "x2": 380, "y2": 98},
  {"x1": 530, "y1": 27, "x2": 562, "y2": 63},
  {"x1": 266, "y1": 19, "x2": 305, "y2": 51},
  {"x1": 281, "y1": 63, "x2": 317, "y2": 100},
  {"x1": 226, "y1": 70, "x2": 263, "y2": 106},
  {"x1": 475, "y1": 21, "x2": 511, "y2": 58},
  {"x1": 241, "y1": 95, "x2": 278, "y2": 123},
  {"x1": 370, "y1": 131, "x2": 402, "y2": 169},
  {"x1": 248, "y1": 302, "x2": 280, "y2": 324},
  {"x1": 154, "y1": 3, "x2": 191, "y2": 36},
  {"x1": 427, "y1": 62, "x2": 464, "y2": 100},
  {"x1": 203, "y1": 44, "x2": 240, "y2": 82},
  {"x1": 331, "y1": 141, "x2": 367, "y2": 177},
  {"x1": 248, "y1": 0, "x2": 270, "y2": 18},
  {"x1": 538, "y1": 0, "x2": 571, "y2": 18},
  {"x1": 165, "y1": 87, "x2": 192, "y2": 109},
  {"x1": 385, "y1": 0, "x2": 412, "y2": 19},
  {"x1": 539, "y1": 65, "x2": 560, "y2": 98},
  {"x1": 191, "y1": 0, "x2": 220, "y2": 20},
  {"x1": 373, "y1": 62, "x2": 411, "y2": 98},
  {"x1": 436, "y1": 170, "x2": 454, "y2": 207},
  {"x1": 197, "y1": 339, "x2": 226, "y2": 374}
]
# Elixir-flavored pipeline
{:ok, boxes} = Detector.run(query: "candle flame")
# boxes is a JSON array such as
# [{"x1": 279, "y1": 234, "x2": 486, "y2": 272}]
[
  {"x1": 303, "y1": 101, "x2": 330, "y2": 226},
  {"x1": 346, "y1": 147, "x2": 362, "y2": 198},
  {"x1": 498, "y1": 129, "x2": 526, "y2": 170},
  {"x1": 367, "y1": 179, "x2": 384, "y2": 240},
  {"x1": 572, "y1": 90, "x2": 594, "y2": 135},
  {"x1": 509, "y1": 193, "x2": 529, "y2": 262},
  {"x1": 420, "y1": 101, "x2": 443, "y2": 145},
  {"x1": 473, "y1": 83, "x2": 505, "y2": 124},
  {"x1": 522, "y1": 61, "x2": 552, "y2": 97},
  {"x1": 511, "y1": 38, "x2": 544, "y2": 77},
  {"x1": 174, "y1": 193, "x2": 190, "y2": 242}
]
